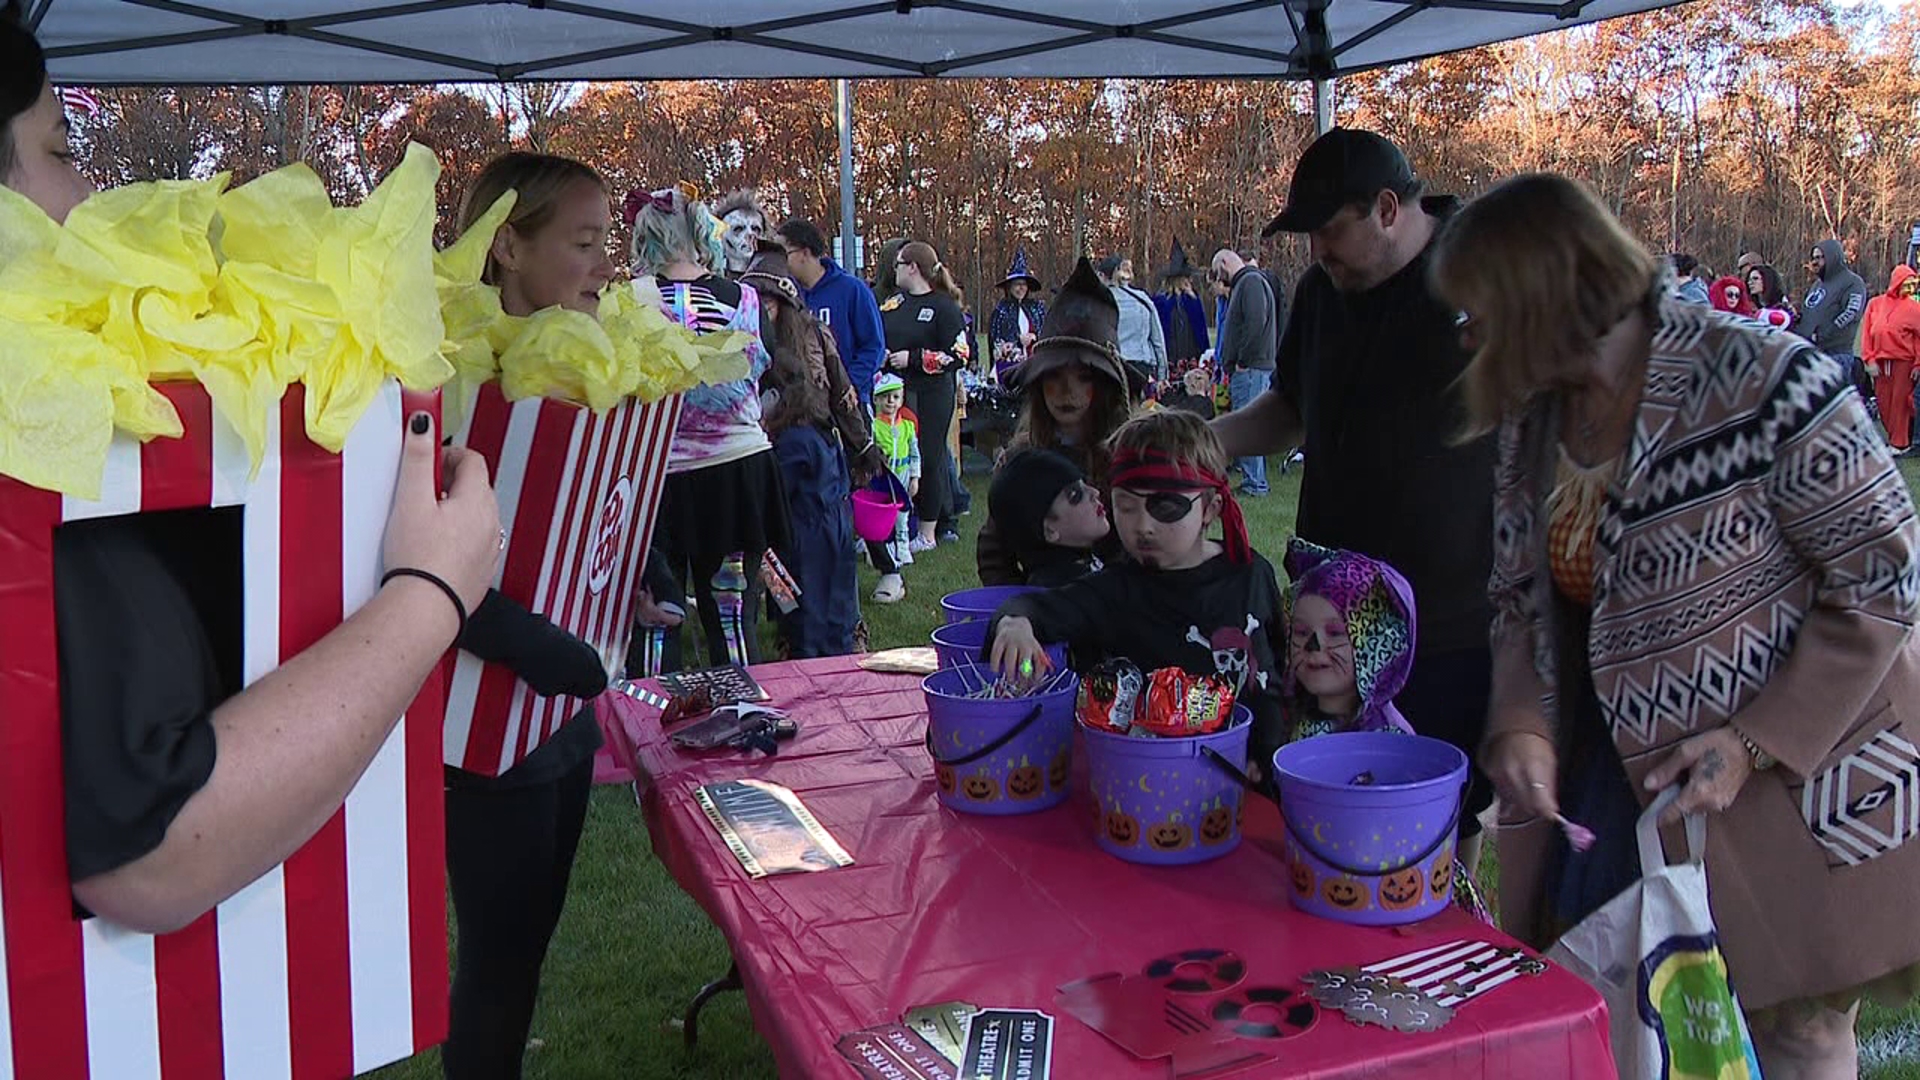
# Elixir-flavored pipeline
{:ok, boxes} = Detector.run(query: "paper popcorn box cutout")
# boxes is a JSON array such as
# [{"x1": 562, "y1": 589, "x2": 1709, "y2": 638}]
[
  {"x1": 446, "y1": 382, "x2": 682, "y2": 775},
  {"x1": 0, "y1": 381, "x2": 449, "y2": 1079}
]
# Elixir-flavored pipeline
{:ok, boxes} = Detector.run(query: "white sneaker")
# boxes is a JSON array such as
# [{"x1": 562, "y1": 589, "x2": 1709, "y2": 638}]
[
  {"x1": 873, "y1": 573, "x2": 906, "y2": 603},
  {"x1": 909, "y1": 536, "x2": 937, "y2": 555}
]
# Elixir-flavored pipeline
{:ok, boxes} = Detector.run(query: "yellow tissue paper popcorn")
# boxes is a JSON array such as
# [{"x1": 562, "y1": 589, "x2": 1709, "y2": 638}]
[{"x1": 0, "y1": 142, "x2": 462, "y2": 498}]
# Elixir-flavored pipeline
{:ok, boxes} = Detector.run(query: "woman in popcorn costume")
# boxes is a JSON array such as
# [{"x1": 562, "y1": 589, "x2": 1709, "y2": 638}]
[
  {"x1": 0, "y1": 3, "x2": 505, "y2": 937},
  {"x1": 441, "y1": 153, "x2": 629, "y2": 1080},
  {"x1": 1278, "y1": 537, "x2": 1418, "y2": 745},
  {"x1": 629, "y1": 186, "x2": 789, "y2": 668}
]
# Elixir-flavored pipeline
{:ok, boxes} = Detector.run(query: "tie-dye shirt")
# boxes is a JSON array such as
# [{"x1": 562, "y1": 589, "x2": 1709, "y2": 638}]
[{"x1": 648, "y1": 274, "x2": 773, "y2": 473}]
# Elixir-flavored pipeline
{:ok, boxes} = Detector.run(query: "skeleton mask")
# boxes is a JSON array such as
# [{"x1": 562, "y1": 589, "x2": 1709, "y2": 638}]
[{"x1": 722, "y1": 208, "x2": 766, "y2": 275}]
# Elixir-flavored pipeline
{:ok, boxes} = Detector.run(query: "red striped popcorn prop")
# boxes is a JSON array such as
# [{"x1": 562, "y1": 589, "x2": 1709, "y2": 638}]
[
  {"x1": 446, "y1": 382, "x2": 682, "y2": 776},
  {"x1": 0, "y1": 381, "x2": 448, "y2": 1080}
]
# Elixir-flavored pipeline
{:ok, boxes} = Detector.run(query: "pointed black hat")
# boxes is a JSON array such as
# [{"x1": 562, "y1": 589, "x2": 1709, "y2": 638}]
[
  {"x1": 1159, "y1": 238, "x2": 1197, "y2": 281},
  {"x1": 1007, "y1": 256, "x2": 1134, "y2": 395}
]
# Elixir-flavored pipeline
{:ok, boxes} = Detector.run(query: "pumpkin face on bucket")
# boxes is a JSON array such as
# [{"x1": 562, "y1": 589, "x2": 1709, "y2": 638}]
[
  {"x1": 1199, "y1": 805, "x2": 1234, "y2": 844},
  {"x1": 1148, "y1": 819, "x2": 1193, "y2": 852},
  {"x1": 1006, "y1": 764, "x2": 1045, "y2": 800},
  {"x1": 1290, "y1": 861, "x2": 1316, "y2": 899},
  {"x1": 1321, "y1": 875, "x2": 1371, "y2": 911},
  {"x1": 963, "y1": 772, "x2": 1000, "y2": 802},
  {"x1": 1105, "y1": 809, "x2": 1140, "y2": 846},
  {"x1": 935, "y1": 763, "x2": 956, "y2": 796},
  {"x1": 1379, "y1": 866, "x2": 1425, "y2": 911},
  {"x1": 1428, "y1": 848, "x2": 1455, "y2": 897}
]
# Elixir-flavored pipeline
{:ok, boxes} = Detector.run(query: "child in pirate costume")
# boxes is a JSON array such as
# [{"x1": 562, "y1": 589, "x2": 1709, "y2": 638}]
[
  {"x1": 1278, "y1": 537, "x2": 1418, "y2": 744},
  {"x1": 986, "y1": 410, "x2": 1287, "y2": 769}
]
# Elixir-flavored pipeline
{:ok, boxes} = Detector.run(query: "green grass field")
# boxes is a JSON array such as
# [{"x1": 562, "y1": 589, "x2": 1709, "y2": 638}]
[{"x1": 369, "y1": 452, "x2": 1920, "y2": 1080}]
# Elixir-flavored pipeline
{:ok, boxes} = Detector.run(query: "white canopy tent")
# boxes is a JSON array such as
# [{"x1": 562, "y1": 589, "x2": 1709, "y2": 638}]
[
  {"x1": 31, "y1": 0, "x2": 1679, "y2": 84},
  {"x1": 27, "y1": 0, "x2": 1686, "y2": 269}
]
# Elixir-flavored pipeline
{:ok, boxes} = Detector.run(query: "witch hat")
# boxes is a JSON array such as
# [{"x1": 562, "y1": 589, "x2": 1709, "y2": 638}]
[
  {"x1": 1159, "y1": 238, "x2": 1197, "y2": 283},
  {"x1": 999, "y1": 246, "x2": 1042, "y2": 290},
  {"x1": 1006, "y1": 257, "x2": 1136, "y2": 396}
]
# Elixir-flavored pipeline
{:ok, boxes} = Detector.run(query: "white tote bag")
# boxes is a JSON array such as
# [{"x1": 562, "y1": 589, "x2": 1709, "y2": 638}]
[{"x1": 1546, "y1": 786, "x2": 1765, "y2": 1080}]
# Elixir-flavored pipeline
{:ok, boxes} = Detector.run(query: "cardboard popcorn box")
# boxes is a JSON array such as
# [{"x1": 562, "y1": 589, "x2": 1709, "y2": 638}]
[
  {"x1": 0, "y1": 381, "x2": 449, "y2": 1080},
  {"x1": 445, "y1": 382, "x2": 682, "y2": 776}
]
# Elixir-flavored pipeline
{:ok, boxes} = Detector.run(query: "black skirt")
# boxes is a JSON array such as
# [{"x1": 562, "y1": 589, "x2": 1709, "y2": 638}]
[{"x1": 659, "y1": 448, "x2": 793, "y2": 576}]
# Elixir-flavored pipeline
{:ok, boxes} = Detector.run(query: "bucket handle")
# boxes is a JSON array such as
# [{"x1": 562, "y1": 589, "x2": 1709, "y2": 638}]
[
  {"x1": 1199, "y1": 746, "x2": 1280, "y2": 808},
  {"x1": 1279, "y1": 781, "x2": 1467, "y2": 879},
  {"x1": 925, "y1": 703, "x2": 1046, "y2": 768}
]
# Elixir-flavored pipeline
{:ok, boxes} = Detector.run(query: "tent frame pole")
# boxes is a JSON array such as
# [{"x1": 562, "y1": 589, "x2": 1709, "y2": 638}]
[{"x1": 836, "y1": 77, "x2": 857, "y2": 275}]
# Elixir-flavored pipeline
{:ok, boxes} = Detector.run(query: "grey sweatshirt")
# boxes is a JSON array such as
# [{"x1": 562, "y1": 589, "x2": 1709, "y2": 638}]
[
  {"x1": 1216, "y1": 266, "x2": 1277, "y2": 373},
  {"x1": 1795, "y1": 239, "x2": 1868, "y2": 356}
]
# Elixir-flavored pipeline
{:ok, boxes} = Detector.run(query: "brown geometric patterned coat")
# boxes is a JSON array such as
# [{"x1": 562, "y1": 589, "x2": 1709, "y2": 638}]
[{"x1": 1487, "y1": 300, "x2": 1920, "y2": 1010}]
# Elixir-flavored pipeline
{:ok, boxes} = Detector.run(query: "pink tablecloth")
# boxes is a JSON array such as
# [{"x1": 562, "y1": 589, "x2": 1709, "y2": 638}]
[{"x1": 608, "y1": 656, "x2": 1615, "y2": 1080}]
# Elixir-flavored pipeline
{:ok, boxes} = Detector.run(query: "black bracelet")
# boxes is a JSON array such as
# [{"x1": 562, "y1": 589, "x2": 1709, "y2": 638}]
[{"x1": 381, "y1": 567, "x2": 468, "y2": 642}]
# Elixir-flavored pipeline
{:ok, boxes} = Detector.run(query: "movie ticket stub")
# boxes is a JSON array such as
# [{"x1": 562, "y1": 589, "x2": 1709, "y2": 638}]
[
  {"x1": 959, "y1": 1009, "x2": 1054, "y2": 1080},
  {"x1": 836, "y1": 1022, "x2": 960, "y2": 1080}
]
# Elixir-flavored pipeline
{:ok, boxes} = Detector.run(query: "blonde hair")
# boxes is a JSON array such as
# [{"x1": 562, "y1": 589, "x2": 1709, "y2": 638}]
[
  {"x1": 900, "y1": 240, "x2": 963, "y2": 302},
  {"x1": 458, "y1": 152, "x2": 606, "y2": 286},
  {"x1": 1106, "y1": 409, "x2": 1229, "y2": 477},
  {"x1": 629, "y1": 188, "x2": 726, "y2": 275},
  {"x1": 1430, "y1": 172, "x2": 1661, "y2": 437}
]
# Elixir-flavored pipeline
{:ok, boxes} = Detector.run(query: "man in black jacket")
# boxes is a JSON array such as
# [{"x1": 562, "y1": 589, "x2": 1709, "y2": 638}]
[{"x1": 1212, "y1": 128, "x2": 1497, "y2": 867}]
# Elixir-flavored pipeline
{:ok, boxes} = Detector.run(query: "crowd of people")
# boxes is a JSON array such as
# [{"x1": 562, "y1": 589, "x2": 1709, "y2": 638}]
[{"x1": 11, "y1": 0, "x2": 1920, "y2": 1072}]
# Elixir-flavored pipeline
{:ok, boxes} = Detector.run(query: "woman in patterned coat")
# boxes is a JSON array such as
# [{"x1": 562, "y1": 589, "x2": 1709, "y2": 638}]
[{"x1": 1438, "y1": 173, "x2": 1920, "y2": 1079}]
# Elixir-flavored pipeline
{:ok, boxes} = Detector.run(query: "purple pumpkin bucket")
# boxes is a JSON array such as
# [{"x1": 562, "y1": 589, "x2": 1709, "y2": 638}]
[
  {"x1": 928, "y1": 619, "x2": 1067, "y2": 672},
  {"x1": 1272, "y1": 732, "x2": 1468, "y2": 926},
  {"x1": 922, "y1": 666, "x2": 1077, "y2": 815},
  {"x1": 939, "y1": 585, "x2": 1041, "y2": 624},
  {"x1": 1083, "y1": 705, "x2": 1253, "y2": 865}
]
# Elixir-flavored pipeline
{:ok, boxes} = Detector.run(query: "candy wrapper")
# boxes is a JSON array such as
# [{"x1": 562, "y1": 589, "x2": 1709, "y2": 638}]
[
  {"x1": 1077, "y1": 659, "x2": 1143, "y2": 733},
  {"x1": 1138, "y1": 667, "x2": 1236, "y2": 737}
]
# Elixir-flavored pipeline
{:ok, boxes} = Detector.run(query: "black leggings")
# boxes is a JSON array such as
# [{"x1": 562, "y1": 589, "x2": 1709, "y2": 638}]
[
  {"x1": 904, "y1": 375, "x2": 956, "y2": 528},
  {"x1": 443, "y1": 755, "x2": 593, "y2": 1080}
]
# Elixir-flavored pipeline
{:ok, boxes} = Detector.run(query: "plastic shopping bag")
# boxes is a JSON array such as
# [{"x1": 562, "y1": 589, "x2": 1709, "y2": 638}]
[{"x1": 1546, "y1": 786, "x2": 1765, "y2": 1080}]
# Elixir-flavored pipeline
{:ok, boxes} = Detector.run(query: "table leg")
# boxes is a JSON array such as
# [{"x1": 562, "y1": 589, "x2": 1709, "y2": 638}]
[{"x1": 683, "y1": 960, "x2": 743, "y2": 1048}]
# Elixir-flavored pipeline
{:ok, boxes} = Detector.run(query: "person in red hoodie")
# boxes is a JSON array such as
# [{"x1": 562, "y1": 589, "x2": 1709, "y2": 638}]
[{"x1": 1862, "y1": 264, "x2": 1920, "y2": 454}]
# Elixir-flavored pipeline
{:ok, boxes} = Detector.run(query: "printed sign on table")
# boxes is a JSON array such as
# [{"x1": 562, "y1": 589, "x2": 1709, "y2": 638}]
[
  {"x1": 836, "y1": 1023, "x2": 960, "y2": 1080},
  {"x1": 959, "y1": 1009, "x2": 1054, "y2": 1080}
]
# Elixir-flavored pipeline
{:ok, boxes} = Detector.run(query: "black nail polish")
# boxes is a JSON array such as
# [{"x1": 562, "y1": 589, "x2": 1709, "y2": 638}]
[{"x1": 410, "y1": 413, "x2": 431, "y2": 435}]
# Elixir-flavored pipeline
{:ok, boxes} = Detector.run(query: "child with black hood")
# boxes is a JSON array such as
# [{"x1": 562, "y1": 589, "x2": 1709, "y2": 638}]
[{"x1": 986, "y1": 448, "x2": 1111, "y2": 587}]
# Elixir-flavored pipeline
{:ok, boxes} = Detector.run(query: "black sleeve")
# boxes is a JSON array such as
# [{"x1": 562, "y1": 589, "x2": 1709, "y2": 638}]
[
  {"x1": 1272, "y1": 276, "x2": 1310, "y2": 412},
  {"x1": 641, "y1": 548, "x2": 685, "y2": 613},
  {"x1": 56, "y1": 524, "x2": 220, "y2": 881},
  {"x1": 935, "y1": 298, "x2": 968, "y2": 369},
  {"x1": 988, "y1": 571, "x2": 1131, "y2": 654},
  {"x1": 459, "y1": 589, "x2": 608, "y2": 699}
]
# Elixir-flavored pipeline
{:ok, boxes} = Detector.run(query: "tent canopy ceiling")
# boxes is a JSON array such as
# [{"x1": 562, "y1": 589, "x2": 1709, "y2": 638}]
[{"x1": 32, "y1": 0, "x2": 1681, "y2": 84}]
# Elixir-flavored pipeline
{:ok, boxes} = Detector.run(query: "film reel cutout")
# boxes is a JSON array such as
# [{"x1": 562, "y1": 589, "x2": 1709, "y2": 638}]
[
  {"x1": 1210, "y1": 986, "x2": 1320, "y2": 1040},
  {"x1": 1142, "y1": 948, "x2": 1248, "y2": 994}
]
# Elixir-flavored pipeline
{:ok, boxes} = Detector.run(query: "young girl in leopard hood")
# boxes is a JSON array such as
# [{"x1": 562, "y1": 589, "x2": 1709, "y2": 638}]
[{"x1": 1279, "y1": 538, "x2": 1418, "y2": 745}]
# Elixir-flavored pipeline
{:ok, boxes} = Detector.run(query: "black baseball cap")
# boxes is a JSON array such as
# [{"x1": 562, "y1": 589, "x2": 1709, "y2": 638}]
[{"x1": 1261, "y1": 128, "x2": 1417, "y2": 236}]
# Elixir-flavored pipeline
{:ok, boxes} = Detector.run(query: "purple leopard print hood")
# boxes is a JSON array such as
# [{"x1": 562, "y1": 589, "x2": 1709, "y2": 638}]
[{"x1": 1280, "y1": 537, "x2": 1418, "y2": 736}]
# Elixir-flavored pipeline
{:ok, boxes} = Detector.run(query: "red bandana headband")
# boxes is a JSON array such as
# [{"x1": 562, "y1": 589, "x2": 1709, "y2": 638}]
[{"x1": 1108, "y1": 447, "x2": 1251, "y2": 564}]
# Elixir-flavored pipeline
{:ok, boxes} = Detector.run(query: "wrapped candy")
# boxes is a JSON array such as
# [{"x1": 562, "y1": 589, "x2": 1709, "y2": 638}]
[
  {"x1": 1138, "y1": 666, "x2": 1236, "y2": 737},
  {"x1": 1077, "y1": 659, "x2": 1143, "y2": 732}
]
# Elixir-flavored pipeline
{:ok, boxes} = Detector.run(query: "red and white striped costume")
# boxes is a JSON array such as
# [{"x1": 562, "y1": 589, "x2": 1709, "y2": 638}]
[
  {"x1": 444, "y1": 383, "x2": 681, "y2": 775},
  {"x1": 0, "y1": 381, "x2": 447, "y2": 1079}
]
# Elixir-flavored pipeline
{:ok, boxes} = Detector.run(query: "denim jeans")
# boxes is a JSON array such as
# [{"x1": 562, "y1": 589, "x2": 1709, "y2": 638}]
[{"x1": 1228, "y1": 367, "x2": 1272, "y2": 493}]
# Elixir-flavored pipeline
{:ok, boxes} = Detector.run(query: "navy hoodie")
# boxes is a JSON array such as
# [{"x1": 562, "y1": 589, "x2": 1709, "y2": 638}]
[{"x1": 802, "y1": 258, "x2": 887, "y2": 408}]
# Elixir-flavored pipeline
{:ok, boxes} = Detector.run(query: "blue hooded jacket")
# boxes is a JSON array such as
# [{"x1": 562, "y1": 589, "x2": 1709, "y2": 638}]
[{"x1": 801, "y1": 258, "x2": 887, "y2": 408}]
